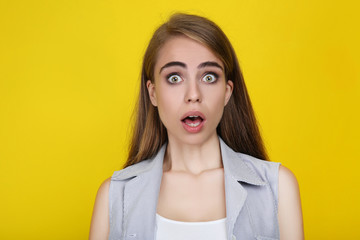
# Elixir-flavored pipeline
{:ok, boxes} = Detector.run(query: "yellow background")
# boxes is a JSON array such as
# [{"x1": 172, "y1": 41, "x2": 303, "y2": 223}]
[{"x1": 1, "y1": 0, "x2": 359, "y2": 239}]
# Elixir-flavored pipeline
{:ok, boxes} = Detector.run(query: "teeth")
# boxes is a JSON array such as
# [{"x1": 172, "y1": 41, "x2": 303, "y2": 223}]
[
  {"x1": 189, "y1": 115, "x2": 198, "y2": 118},
  {"x1": 186, "y1": 122, "x2": 201, "y2": 127}
]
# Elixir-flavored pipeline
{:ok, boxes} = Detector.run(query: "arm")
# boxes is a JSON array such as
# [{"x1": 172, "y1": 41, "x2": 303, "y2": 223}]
[
  {"x1": 89, "y1": 178, "x2": 111, "y2": 240},
  {"x1": 278, "y1": 165, "x2": 304, "y2": 240}
]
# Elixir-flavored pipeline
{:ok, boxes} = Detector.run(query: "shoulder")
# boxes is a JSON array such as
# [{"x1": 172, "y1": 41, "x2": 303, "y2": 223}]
[
  {"x1": 93, "y1": 177, "x2": 111, "y2": 203},
  {"x1": 278, "y1": 165, "x2": 301, "y2": 204},
  {"x1": 92, "y1": 177, "x2": 111, "y2": 208},
  {"x1": 89, "y1": 177, "x2": 111, "y2": 240},
  {"x1": 278, "y1": 165, "x2": 304, "y2": 239},
  {"x1": 111, "y1": 144, "x2": 167, "y2": 181},
  {"x1": 98, "y1": 177, "x2": 111, "y2": 192},
  {"x1": 239, "y1": 153, "x2": 281, "y2": 169},
  {"x1": 278, "y1": 165, "x2": 299, "y2": 188},
  {"x1": 238, "y1": 152, "x2": 281, "y2": 182},
  {"x1": 111, "y1": 158, "x2": 154, "y2": 181}
]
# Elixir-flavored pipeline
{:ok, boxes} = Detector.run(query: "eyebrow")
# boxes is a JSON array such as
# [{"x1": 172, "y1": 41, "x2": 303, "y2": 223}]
[
  {"x1": 197, "y1": 61, "x2": 224, "y2": 71},
  {"x1": 159, "y1": 61, "x2": 186, "y2": 74},
  {"x1": 159, "y1": 61, "x2": 224, "y2": 74}
]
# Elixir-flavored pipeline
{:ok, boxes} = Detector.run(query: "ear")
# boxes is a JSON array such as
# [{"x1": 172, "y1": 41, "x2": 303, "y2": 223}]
[
  {"x1": 224, "y1": 80, "x2": 233, "y2": 106},
  {"x1": 146, "y1": 80, "x2": 158, "y2": 107}
]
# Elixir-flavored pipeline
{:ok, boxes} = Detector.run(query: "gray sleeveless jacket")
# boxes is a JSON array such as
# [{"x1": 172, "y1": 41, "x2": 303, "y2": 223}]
[{"x1": 109, "y1": 138, "x2": 281, "y2": 240}]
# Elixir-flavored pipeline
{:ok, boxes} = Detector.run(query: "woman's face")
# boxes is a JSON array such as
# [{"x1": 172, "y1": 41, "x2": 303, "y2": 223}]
[{"x1": 147, "y1": 36, "x2": 233, "y2": 145}]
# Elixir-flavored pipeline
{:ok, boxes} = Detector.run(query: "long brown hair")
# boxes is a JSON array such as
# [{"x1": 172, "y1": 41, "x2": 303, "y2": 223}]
[{"x1": 124, "y1": 13, "x2": 268, "y2": 168}]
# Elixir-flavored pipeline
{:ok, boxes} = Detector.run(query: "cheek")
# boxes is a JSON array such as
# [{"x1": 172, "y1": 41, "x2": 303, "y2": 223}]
[
  {"x1": 207, "y1": 86, "x2": 227, "y2": 106},
  {"x1": 155, "y1": 87, "x2": 181, "y2": 124},
  {"x1": 207, "y1": 89, "x2": 227, "y2": 120},
  {"x1": 213, "y1": 99, "x2": 226, "y2": 118},
  {"x1": 156, "y1": 86, "x2": 176, "y2": 108}
]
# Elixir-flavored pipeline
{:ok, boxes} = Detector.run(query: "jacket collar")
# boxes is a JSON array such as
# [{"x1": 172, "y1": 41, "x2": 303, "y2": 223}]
[
  {"x1": 112, "y1": 137, "x2": 266, "y2": 240},
  {"x1": 219, "y1": 138, "x2": 266, "y2": 186},
  {"x1": 112, "y1": 143, "x2": 167, "y2": 181}
]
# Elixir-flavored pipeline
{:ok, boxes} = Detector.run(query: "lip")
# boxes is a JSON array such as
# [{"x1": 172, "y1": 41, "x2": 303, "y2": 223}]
[{"x1": 180, "y1": 111, "x2": 206, "y2": 133}]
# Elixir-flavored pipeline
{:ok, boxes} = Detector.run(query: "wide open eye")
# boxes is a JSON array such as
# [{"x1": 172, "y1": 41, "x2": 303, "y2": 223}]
[
  {"x1": 167, "y1": 74, "x2": 183, "y2": 84},
  {"x1": 202, "y1": 73, "x2": 217, "y2": 83}
]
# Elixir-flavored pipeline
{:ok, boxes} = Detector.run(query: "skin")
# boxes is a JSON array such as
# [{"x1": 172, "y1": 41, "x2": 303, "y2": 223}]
[
  {"x1": 89, "y1": 36, "x2": 304, "y2": 239},
  {"x1": 147, "y1": 35, "x2": 233, "y2": 174},
  {"x1": 147, "y1": 36, "x2": 233, "y2": 222}
]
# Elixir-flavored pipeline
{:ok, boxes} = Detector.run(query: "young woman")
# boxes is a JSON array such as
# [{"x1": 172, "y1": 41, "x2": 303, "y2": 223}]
[{"x1": 90, "y1": 13, "x2": 304, "y2": 240}]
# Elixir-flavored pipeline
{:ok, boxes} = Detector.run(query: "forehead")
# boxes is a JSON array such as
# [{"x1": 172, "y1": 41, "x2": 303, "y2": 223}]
[{"x1": 154, "y1": 36, "x2": 224, "y2": 71}]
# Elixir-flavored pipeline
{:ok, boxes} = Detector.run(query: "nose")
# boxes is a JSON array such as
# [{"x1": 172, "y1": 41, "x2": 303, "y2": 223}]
[{"x1": 185, "y1": 80, "x2": 202, "y2": 103}]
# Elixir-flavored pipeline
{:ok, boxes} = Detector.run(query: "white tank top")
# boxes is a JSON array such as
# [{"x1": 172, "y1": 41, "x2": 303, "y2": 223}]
[{"x1": 155, "y1": 214, "x2": 227, "y2": 240}]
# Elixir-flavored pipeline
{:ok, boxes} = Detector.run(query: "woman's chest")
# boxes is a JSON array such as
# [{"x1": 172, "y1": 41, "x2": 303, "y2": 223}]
[{"x1": 156, "y1": 168, "x2": 226, "y2": 222}]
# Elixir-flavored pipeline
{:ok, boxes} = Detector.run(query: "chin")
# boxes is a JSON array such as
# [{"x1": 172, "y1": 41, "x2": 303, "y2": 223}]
[{"x1": 174, "y1": 131, "x2": 217, "y2": 146}]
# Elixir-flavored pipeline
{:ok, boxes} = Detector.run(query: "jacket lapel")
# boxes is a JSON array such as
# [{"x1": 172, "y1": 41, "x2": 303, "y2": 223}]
[
  {"x1": 223, "y1": 170, "x2": 248, "y2": 239},
  {"x1": 220, "y1": 138, "x2": 266, "y2": 239},
  {"x1": 118, "y1": 144, "x2": 166, "y2": 239}
]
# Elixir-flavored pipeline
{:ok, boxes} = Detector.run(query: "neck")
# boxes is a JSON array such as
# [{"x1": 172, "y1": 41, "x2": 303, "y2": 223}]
[{"x1": 164, "y1": 133, "x2": 223, "y2": 175}]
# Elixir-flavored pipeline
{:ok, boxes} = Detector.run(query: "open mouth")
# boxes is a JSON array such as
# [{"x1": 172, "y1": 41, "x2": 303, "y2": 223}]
[
  {"x1": 180, "y1": 111, "x2": 206, "y2": 133},
  {"x1": 182, "y1": 115, "x2": 204, "y2": 127}
]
